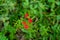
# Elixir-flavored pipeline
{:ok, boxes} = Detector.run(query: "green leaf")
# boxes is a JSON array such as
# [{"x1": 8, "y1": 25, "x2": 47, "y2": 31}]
[
  {"x1": 57, "y1": 15, "x2": 60, "y2": 20},
  {"x1": 48, "y1": 0, "x2": 55, "y2": 2},
  {"x1": 0, "y1": 34, "x2": 8, "y2": 40},
  {"x1": 56, "y1": 1, "x2": 60, "y2": 6}
]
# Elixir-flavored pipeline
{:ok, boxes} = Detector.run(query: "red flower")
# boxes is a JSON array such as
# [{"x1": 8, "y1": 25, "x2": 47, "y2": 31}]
[
  {"x1": 24, "y1": 24, "x2": 29, "y2": 29},
  {"x1": 28, "y1": 18, "x2": 32, "y2": 23},
  {"x1": 22, "y1": 21, "x2": 29, "y2": 29},
  {"x1": 22, "y1": 21, "x2": 26, "y2": 25},
  {"x1": 24, "y1": 13, "x2": 29, "y2": 18}
]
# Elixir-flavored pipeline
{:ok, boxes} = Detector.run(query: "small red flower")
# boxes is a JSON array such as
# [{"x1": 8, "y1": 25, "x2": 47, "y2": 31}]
[
  {"x1": 22, "y1": 21, "x2": 26, "y2": 25},
  {"x1": 24, "y1": 13, "x2": 29, "y2": 18},
  {"x1": 28, "y1": 18, "x2": 32, "y2": 23},
  {"x1": 24, "y1": 24, "x2": 29, "y2": 29},
  {"x1": 22, "y1": 21, "x2": 29, "y2": 29}
]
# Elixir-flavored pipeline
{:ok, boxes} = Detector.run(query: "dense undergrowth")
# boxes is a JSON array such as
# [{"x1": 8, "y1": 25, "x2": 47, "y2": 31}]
[{"x1": 0, "y1": 0, "x2": 60, "y2": 40}]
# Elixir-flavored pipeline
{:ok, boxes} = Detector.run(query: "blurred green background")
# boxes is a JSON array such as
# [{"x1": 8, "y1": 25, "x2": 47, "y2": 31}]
[{"x1": 0, "y1": 0, "x2": 60, "y2": 40}]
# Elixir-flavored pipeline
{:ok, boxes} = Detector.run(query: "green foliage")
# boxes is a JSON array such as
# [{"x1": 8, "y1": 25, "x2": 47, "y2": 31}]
[{"x1": 0, "y1": 0, "x2": 60, "y2": 40}]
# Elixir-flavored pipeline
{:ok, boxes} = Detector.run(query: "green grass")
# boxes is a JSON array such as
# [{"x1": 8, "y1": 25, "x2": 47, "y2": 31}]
[{"x1": 0, "y1": 0, "x2": 60, "y2": 40}]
